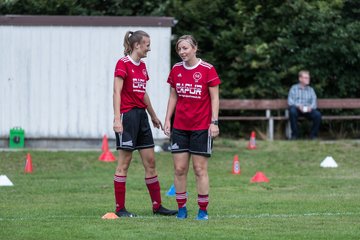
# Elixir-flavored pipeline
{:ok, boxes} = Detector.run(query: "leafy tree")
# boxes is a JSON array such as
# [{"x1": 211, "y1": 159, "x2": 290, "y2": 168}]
[
  {"x1": 164, "y1": 0, "x2": 237, "y2": 65},
  {"x1": 0, "y1": 0, "x2": 167, "y2": 15},
  {"x1": 210, "y1": 0, "x2": 360, "y2": 99},
  {"x1": 1, "y1": 0, "x2": 359, "y2": 137}
]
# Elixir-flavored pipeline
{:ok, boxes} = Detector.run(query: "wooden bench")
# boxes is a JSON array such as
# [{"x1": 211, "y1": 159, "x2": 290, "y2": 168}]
[{"x1": 219, "y1": 99, "x2": 360, "y2": 140}]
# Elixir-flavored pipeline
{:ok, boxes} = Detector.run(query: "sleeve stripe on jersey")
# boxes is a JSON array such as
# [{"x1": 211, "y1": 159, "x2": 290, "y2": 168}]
[
  {"x1": 116, "y1": 69, "x2": 127, "y2": 74},
  {"x1": 121, "y1": 56, "x2": 130, "y2": 63},
  {"x1": 200, "y1": 61, "x2": 213, "y2": 69},
  {"x1": 172, "y1": 62, "x2": 183, "y2": 69},
  {"x1": 208, "y1": 77, "x2": 220, "y2": 83}
]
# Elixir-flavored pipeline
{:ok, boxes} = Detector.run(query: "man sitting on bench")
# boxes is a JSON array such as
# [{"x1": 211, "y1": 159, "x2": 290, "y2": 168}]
[{"x1": 288, "y1": 70, "x2": 322, "y2": 140}]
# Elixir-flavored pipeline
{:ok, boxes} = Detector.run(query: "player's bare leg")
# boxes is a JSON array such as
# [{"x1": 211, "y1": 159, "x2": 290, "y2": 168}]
[
  {"x1": 139, "y1": 148, "x2": 157, "y2": 178},
  {"x1": 115, "y1": 150, "x2": 132, "y2": 176},
  {"x1": 192, "y1": 155, "x2": 209, "y2": 194},
  {"x1": 114, "y1": 150, "x2": 135, "y2": 217},
  {"x1": 173, "y1": 152, "x2": 190, "y2": 219},
  {"x1": 139, "y1": 148, "x2": 177, "y2": 216},
  {"x1": 192, "y1": 154, "x2": 209, "y2": 220},
  {"x1": 173, "y1": 152, "x2": 191, "y2": 192}
]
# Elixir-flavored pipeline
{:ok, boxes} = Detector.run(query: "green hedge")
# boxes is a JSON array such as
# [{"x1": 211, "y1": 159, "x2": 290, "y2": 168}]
[{"x1": 2, "y1": 0, "x2": 359, "y2": 138}]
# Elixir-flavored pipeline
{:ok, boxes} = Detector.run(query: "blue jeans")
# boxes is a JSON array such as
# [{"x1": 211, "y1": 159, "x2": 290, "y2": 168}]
[{"x1": 289, "y1": 106, "x2": 322, "y2": 139}]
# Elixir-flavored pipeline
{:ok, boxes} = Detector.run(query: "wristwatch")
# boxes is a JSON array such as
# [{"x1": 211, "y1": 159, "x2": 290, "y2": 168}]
[{"x1": 211, "y1": 120, "x2": 219, "y2": 125}]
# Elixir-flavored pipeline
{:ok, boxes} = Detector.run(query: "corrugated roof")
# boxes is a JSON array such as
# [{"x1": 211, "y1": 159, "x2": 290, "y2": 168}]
[{"x1": 0, "y1": 15, "x2": 175, "y2": 27}]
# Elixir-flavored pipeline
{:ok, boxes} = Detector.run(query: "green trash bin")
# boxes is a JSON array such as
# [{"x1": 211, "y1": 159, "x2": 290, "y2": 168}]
[{"x1": 9, "y1": 127, "x2": 25, "y2": 148}]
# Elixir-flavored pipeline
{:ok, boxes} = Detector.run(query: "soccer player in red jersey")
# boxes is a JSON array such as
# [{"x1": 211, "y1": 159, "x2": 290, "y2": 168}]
[
  {"x1": 164, "y1": 35, "x2": 221, "y2": 220},
  {"x1": 113, "y1": 30, "x2": 177, "y2": 217}
]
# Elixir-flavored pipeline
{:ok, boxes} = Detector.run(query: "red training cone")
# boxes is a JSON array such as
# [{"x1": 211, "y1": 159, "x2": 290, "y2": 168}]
[
  {"x1": 24, "y1": 153, "x2": 33, "y2": 173},
  {"x1": 99, "y1": 135, "x2": 116, "y2": 162},
  {"x1": 247, "y1": 131, "x2": 257, "y2": 150},
  {"x1": 250, "y1": 171, "x2": 269, "y2": 183},
  {"x1": 99, "y1": 151, "x2": 116, "y2": 162},
  {"x1": 232, "y1": 155, "x2": 241, "y2": 175},
  {"x1": 101, "y1": 135, "x2": 109, "y2": 152}
]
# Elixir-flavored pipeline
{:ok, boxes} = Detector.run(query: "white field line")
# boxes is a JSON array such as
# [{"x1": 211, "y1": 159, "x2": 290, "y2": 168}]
[
  {"x1": 215, "y1": 212, "x2": 359, "y2": 219},
  {"x1": 0, "y1": 212, "x2": 358, "y2": 221}
]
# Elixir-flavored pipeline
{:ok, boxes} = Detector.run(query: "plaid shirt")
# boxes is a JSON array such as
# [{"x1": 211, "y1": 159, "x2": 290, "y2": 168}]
[{"x1": 288, "y1": 83, "x2": 317, "y2": 109}]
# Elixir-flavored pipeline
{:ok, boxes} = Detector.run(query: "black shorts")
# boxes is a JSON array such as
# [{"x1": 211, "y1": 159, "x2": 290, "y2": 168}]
[
  {"x1": 115, "y1": 108, "x2": 154, "y2": 151},
  {"x1": 170, "y1": 128, "x2": 213, "y2": 157}
]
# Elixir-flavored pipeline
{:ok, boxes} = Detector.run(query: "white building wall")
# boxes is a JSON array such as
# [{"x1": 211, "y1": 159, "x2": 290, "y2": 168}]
[{"x1": 0, "y1": 25, "x2": 171, "y2": 139}]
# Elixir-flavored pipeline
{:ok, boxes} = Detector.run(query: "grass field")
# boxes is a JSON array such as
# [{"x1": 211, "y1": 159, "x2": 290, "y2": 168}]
[{"x1": 1, "y1": 139, "x2": 360, "y2": 240}]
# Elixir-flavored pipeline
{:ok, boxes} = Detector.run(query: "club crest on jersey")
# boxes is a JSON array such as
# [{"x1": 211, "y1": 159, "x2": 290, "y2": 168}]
[
  {"x1": 142, "y1": 69, "x2": 148, "y2": 78},
  {"x1": 193, "y1": 72, "x2": 202, "y2": 82}
]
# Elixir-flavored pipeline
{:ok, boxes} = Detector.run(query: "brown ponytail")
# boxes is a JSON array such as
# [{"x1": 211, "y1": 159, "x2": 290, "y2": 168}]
[{"x1": 123, "y1": 30, "x2": 150, "y2": 56}]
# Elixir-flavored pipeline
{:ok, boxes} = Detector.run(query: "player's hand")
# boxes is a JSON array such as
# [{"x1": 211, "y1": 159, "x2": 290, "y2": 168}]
[
  {"x1": 151, "y1": 116, "x2": 163, "y2": 130},
  {"x1": 113, "y1": 118, "x2": 123, "y2": 133},
  {"x1": 164, "y1": 120, "x2": 171, "y2": 137},
  {"x1": 209, "y1": 124, "x2": 220, "y2": 138},
  {"x1": 298, "y1": 105, "x2": 304, "y2": 113}
]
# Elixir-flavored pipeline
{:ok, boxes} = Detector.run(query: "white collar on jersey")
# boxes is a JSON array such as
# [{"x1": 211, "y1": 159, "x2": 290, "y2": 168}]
[
  {"x1": 127, "y1": 55, "x2": 141, "y2": 66},
  {"x1": 183, "y1": 59, "x2": 202, "y2": 70}
]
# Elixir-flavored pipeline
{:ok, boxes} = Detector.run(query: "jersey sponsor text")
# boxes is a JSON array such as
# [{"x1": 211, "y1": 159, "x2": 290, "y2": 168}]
[
  {"x1": 133, "y1": 78, "x2": 146, "y2": 93},
  {"x1": 176, "y1": 83, "x2": 202, "y2": 99}
]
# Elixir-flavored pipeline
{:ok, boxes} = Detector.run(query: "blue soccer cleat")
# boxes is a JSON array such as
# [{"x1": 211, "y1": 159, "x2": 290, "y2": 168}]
[
  {"x1": 196, "y1": 209, "x2": 208, "y2": 220},
  {"x1": 176, "y1": 207, "x2": 187, "y2": 219}
]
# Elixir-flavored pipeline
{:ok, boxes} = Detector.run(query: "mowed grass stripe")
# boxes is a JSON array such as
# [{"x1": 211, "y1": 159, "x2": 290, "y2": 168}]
[
  {"x1": 1, "y1": 140, "x2": 360, "y2": 240},
  {"x1": 1, "y1": 211, "x2": 359, "y2": 221}
]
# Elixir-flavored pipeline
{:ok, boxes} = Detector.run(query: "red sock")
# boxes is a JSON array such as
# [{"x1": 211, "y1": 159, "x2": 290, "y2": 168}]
[
  {"x1": 176, "y1": 192, "x2": 187, "y2": 209},
  {"x1": 114, "y1": 175, "x2": 126, "y2": 212},
  {"x1": 198, "y1": 194, "x2": 209, "y2": 211},
  {"x1": 145, "y1": 175, "x2": 162, "y2": 210}
]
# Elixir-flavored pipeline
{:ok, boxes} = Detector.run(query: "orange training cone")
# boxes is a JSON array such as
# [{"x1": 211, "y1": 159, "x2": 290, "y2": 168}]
[
  {"x1": 24, "y1": 153, "x2": 33, "y2": 173},
  {"x1": 99, "y1": 135, "x2": 116, "y2": 162},
  {"x1": 250, "y1": 171, "x2": 269, "y2": 183},
  {"x1": 102, "y1": 212, "x2": 119, "y2": 219},
  {"x1": 247, "y1": 131, "x2": 257, "y2": 150},
  {"x1": 232, "y1": 155, "x2": 241, "y2": 175}
]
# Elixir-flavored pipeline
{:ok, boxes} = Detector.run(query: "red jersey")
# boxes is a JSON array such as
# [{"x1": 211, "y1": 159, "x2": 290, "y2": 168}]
[
  {"x1": 114, "y1": 56, "x2": 149, "y2": 113},
  {"x1": 167, "y1": 60, "x2": 221, "y2": 131}
]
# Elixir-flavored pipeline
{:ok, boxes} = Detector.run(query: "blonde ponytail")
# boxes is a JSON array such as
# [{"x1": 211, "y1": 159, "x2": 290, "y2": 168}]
[
  {"x1": 123, "y1": 30, "x2": 150, "y2": 56},
  {"x1": 176, "y1": 35, "x2": 198, "y2": 53},
  {"x1": 123, "y1": 31, "x2": 133, "y2": 56}
]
